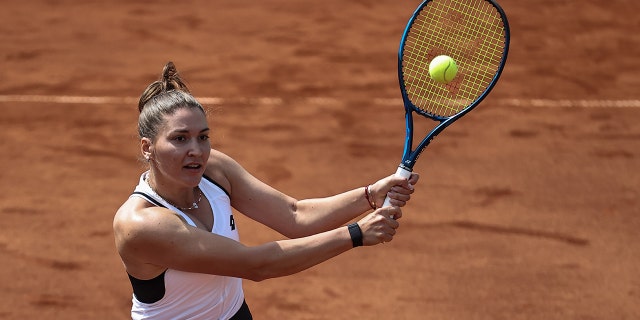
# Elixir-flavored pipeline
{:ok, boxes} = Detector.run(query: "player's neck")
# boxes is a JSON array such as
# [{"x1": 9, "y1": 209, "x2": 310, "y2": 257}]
[{"x1": 146, "y1": 172, "x2": 200, "y2": 210}]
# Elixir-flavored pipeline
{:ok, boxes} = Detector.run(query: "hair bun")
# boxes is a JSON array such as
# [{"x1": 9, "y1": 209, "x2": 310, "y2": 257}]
[
  {"x1": 138, "y1": 61, "x2": 191, "y2": 112},
  {"x1": 161, "y1": 61, "x2": 190, "y2": 93}
]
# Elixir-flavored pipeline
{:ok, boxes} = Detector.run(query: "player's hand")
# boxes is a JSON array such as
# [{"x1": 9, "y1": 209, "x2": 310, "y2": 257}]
[
  {"x1": 370, "y1": 172, "x2": 420, "y2": 208},
  {"x1": 358, "y1": 206, "x2": 401, "y2": 245}
]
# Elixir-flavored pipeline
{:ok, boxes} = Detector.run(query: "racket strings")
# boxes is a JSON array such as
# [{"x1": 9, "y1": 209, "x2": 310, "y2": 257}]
[{"x1": 402, "y1": 0, "x2": 507, "y2": 117}]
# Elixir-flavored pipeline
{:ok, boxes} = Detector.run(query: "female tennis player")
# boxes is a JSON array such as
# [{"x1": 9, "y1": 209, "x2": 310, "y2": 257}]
[{"x1": 113, "y1": 62, "x2": 419, "y2": 320}]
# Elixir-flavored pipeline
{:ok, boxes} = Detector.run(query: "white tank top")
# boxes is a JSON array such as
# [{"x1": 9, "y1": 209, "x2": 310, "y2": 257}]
[{"x1": 128, "y1": 172, "x2": 245, "y2": 320}]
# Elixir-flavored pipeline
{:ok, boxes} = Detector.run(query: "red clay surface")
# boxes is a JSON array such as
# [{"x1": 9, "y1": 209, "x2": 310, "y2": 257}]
[{"x1": 1, "y1": 0, "x2": 639, "y2": 319}]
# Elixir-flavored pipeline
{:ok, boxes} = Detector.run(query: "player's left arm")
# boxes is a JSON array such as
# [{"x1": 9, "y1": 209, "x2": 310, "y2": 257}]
[{"x1": 205, "y1": 149, "x2": 418, "y2": 238}]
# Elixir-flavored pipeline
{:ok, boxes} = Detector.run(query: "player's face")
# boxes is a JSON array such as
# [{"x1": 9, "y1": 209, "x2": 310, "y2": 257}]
[{"x1": 149, "y1": 107, "x2": 211, "y2": 188}]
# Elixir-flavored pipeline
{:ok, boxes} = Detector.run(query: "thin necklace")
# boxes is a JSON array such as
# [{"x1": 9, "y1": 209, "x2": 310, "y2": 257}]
[{"x1": 146, "y1": 175, "x2": 203, "y2": 210}]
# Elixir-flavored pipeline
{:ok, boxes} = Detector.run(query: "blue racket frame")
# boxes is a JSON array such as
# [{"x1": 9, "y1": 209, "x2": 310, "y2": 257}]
[{"x1": 396, "y1": 0, "x2": 511, "y2": 172}]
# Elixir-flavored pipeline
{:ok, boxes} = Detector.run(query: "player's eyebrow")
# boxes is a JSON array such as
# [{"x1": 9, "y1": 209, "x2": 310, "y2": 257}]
[{"x1": 171, "y1": 127, "x2": 210, "y2": 134}]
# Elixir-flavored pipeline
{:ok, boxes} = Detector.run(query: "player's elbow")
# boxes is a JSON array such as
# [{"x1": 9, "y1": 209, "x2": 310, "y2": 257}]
[
  {"x1": 269, "y1": 202, "x2": 313, "y2": 239},
  {"x1": 241, "y1": 245, "x2": 293, "y2": 282},
  {"x1": 242, "y1": 263, "x2": 280, "y2": 282},
  {"x1": 279, "y1": 228, "x2": 307, "y2": 239},
  {"x1": 277, "y1": 201, "x2": 326, "y2": 239},
  {"x1": 245, "y1": 272, "x2": 270, "y2": 283}
]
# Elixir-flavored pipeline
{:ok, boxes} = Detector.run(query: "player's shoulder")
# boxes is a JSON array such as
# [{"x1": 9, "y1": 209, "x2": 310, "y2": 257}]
[
  {"x1": 205, "y1": 148, "x2": 246, "y2": 189},
  {"x1": 113, "y1": 198, "x2": 185, "y2": 242},
  {"x1": 207, "y1": 148, "x2": 239, "y2": 167},
  {"x1": 113, "y1": 198, "x2": 190, "y2": 273}
]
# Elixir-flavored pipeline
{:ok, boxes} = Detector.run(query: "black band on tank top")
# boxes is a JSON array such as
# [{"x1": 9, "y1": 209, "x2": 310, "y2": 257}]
[
  {"x1": 229, "y1": 300, "x2": 253, "y2": 320},
  {"x1": 128, "y1": 271, "x2": 167, "y2": 304},
  {"x1": 132, "y1": 191, "x2": 167, "y2": 208},
  {"x1": 202, "y1": 174, "x2": 230, "y2": 198}
]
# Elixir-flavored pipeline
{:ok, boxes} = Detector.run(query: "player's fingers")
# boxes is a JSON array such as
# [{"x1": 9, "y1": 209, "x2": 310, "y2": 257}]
[
  {"x1": 408, "y1": 172, "x2": 420, "y2": 185},
  {"x1": 390, "y1": 185, "x2": 414, "y2": 196},
  {"x1": 381, "y1": 223, "x2": 398, "y2": 243},
  {"x1": 390, "y1": 175, "x2": 415, "y2": 190},
  {"x1": 389, "y1": 198, "x2": 407, "y2": 207},
  {"x1": 386, "y1": 189, "x2": 412, "y2": 207},
  {"x1": 378, "y1": 207, "x2": 402, "y2": 222},
  {"x1": 391, "y1": 207, "x2": 403, "y2": 220},
  {"x1": 360, "y1": 211, "x2": 400, "y2": 245}
]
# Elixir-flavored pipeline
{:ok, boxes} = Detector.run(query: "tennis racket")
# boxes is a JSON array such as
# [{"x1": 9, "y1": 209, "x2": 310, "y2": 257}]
[{"x1": 383, "y1": 0, "x2": 510, "y2": 208}]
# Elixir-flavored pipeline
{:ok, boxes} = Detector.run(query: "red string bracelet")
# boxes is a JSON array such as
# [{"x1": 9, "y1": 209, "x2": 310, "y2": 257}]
[{"x1": 364, "y1": 185, "x2": 377, "y2": 210}]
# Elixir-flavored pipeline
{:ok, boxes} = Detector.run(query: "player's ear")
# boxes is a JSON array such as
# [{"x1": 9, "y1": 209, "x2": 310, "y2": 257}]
[{"x1": 141, "y1": 137, "x2": 153, "y2": 161}]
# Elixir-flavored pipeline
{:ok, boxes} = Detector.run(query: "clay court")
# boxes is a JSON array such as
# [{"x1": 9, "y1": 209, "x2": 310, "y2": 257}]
[{"x1": 1, "y1": 0, "x2": 639, "y2": 319}]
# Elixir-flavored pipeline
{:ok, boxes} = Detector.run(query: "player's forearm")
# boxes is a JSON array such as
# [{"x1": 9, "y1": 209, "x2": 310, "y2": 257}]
[
  {"x1": 289, "y1": 187, "x2": 372, "y2": 237},
  {"x1": 245, "y1": 226, "x2": 353, "y2": 281}
]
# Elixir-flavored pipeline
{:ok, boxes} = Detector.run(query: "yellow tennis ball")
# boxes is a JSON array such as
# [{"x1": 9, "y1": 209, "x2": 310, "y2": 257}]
[{"x1": 429, "y1": 55, "x2": 458, "y2": 84}]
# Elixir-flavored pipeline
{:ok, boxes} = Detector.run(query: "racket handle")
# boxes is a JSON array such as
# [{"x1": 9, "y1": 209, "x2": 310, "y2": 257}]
[{"x1": 382, "y1": 166, "x2": 413, "y2": 208}]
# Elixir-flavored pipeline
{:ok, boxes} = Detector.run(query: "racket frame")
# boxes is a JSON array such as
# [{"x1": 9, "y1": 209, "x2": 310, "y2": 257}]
[
  {"x1": 396, "y1": 0, "x2": 510, "y2": 172},
  {"x1": 382, "y1": 0, "x2": 510, "y2": 208}
]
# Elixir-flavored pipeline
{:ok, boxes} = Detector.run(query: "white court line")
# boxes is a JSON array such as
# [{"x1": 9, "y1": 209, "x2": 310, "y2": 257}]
[
  {"x1": 498, "y1": 98, "x2": 640, "y2": 108},
  {"x1": 0, "y1": 95, "x2": 138, "y2": 104},
  {"x1": 0, "y1": 94, "x2": 639, "y2": 108},
  {"x1": 374, "y1": 98, "x2": 640, "y2": 108}
]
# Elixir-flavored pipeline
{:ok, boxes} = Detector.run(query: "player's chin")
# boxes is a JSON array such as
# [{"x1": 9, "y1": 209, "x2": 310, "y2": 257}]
[{"x1": 182, "y1": 165, "x2": 205, "y2": 183}]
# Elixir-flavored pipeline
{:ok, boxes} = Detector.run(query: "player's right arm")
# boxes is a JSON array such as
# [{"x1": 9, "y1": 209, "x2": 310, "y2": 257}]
[
  {"x1": 205, "y1": 149, "x2": 416, "y2": 239},
  {"x1": 113, "y1": 198, "x2": 400, "y2": 282}
]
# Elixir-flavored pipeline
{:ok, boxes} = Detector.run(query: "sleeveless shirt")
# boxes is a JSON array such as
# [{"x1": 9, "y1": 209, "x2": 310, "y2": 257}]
[{"x1": 128, "y1": 172, "x2": 245, "y2": 320}]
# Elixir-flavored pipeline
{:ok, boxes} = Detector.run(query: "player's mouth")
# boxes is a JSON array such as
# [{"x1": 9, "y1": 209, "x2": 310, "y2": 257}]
[{"x1": 184, "y1": 163, "x2": 203, "y2": 171}]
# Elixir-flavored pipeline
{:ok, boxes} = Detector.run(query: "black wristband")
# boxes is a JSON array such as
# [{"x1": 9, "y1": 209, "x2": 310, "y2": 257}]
[{"x1": 347, "y1": 223, "x2": 363, "y2": 247}]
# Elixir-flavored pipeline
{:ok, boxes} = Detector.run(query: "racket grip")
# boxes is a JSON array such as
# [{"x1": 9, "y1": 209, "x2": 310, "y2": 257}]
[{"x1": 382, "y1": 166, "x2": 413, "y2": 208}]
